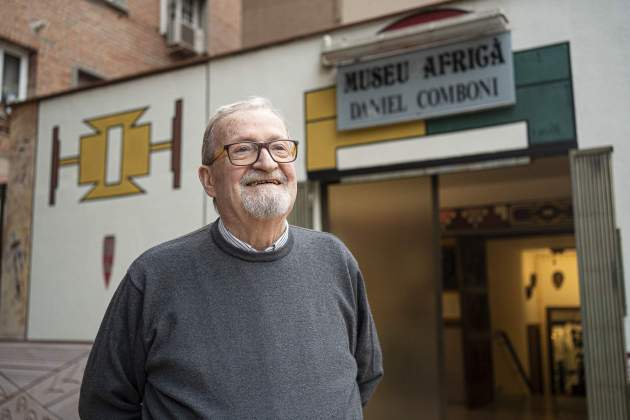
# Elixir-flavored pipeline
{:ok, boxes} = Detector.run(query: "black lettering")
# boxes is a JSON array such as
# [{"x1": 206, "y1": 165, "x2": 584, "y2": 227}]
[
  {"x1": 350, "y1": 102, "x2": 364, "y2": 120},
  {"x1": 397, "y1": 61, "x2": 410, "y2": 84},
  {"x1": 344, "y1": 72, "x2": 358, "y2": 93},
  {"x1": 492, "y1": 77, "x2": 499, "y2": 95},
  {"x1": 438, "y1": 52, "x2": 451, "y2": 75},
  {"x1": 423, "y1": 57, "x2": 436, "y2": 79},
  {"x1": 417, "y1": 91, "x2": 427, "y2": 108},
  {"x1": 369, "y1": 98, "x2": 382, "y2": 115},
  {"x1": 386, "y1": 94, "x2": 407, "y2": 113},
  {"x1": 467, "y1": 47, "x2": 476, "y2": 71},
  {"x1": 358, "y1": 71, "x2": 368, "y2": 90},
  {"x1": 490, "y1": 38, "x2": 505, "y2": 65},
  {"x1": 372, "y1": 67, "x2": 383, "y2": 88},
  {"x1": 438, "y1": 86, "x2": 450, "y2": 103},
  {"x1": 457, "y1": 84, "x2": 467, "y2": 102},
  {"x1": 428, "y1": 89, "x2": 440, "y2": 106},
  {"x1": 479, "y1": 79, "x2": 492, "y2": 97},
  {"x1": 467, "y1": 81, "x2": 480, "y2": 99},
  {"x1": 384, "y1": 64, "x2": 395, "y2": 85},
  {"x1": 475, "y1": 45, "x2": 489, "y2": 68},
  {"x1": 398, "y1": 94, "x2": 407, "y2": 112},
  {"x1": 452, "y1": 50, "x2": 467, "y2": 73}
]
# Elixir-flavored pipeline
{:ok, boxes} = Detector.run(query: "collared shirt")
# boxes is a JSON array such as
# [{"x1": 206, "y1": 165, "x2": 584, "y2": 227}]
[{"x1": 217, "y1": 218, "x2": 289, "y2": 253}]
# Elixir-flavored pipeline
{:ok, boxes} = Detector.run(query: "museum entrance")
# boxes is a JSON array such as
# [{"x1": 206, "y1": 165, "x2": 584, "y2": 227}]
[
  {"x1": 324, "y1": 155, "x2": 589, "y2": 420},
  {"x1": 439, "y1": 155, "x2": 587, "y2": 419}
]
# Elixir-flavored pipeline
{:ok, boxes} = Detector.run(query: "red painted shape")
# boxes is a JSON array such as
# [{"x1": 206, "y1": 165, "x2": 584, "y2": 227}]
[
  {"x1": 172, "y1": 99, "x2": 182, "y2": 189},
  {"x1": 49, "y1": 126, "x2": 60, "y2": 206},
  {"x1": 103, "y1": 235, "x2": 115, "y2": 289},
  {"x1": 380, "y1": 9, "x2": 467, "y2": 33}
]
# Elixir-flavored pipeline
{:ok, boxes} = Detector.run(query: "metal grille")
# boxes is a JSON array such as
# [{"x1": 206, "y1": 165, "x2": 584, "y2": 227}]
[
  {"x1": 288, "y1": 182, "x2": 314, "y2": 229},
  {"x1": 570, "y1": 147, "x2": 629, "y2": 420}
]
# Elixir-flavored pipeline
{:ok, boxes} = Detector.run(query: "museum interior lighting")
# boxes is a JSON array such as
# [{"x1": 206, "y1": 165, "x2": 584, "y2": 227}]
[{"x1": 321, "y1": 9, "x2": 509, "y2": 67}]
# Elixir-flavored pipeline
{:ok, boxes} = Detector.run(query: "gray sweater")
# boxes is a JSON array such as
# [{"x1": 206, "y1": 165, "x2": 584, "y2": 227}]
[{"x1": 79, "y1": 221, "x2": 383, "y2": 419}]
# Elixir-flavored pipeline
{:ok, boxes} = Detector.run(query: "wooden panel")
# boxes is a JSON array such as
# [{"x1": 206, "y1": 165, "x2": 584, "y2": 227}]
[{"x1": 527, "y1": 323, "x2": 544, "y2": 394}]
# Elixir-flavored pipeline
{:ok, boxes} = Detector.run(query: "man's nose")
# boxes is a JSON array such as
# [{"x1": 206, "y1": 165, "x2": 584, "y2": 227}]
[{"x1": 252, "y1": 146, "x2": 278, "y2": 172}]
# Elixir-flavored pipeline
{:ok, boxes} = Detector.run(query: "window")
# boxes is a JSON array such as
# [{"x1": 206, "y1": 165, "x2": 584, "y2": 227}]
[
  {"x1": 181, "y1": 0, "x2": 197, "y2": 25},
  {"x1": 0, "y1": 42, "x2": 29, "y2": 104},
  {"x1": 160, "y1": 0, "x2": 205, "y2": 34}
]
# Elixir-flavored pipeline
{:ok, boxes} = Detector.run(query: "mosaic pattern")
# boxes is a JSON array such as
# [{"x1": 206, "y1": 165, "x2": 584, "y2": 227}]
[
  {"x1": 0, "y1": 342, "x2": 91, "y2": 420},
  {"x1": 441, "y1": 199, "x2": 573, "y2": 232}
]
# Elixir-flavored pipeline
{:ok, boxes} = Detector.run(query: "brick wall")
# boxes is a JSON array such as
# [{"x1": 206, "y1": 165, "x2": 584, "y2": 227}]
[
  {"x1": 209, "y1": 0, "x2": 242, "y2": 55},
  {"x1": 0, "y1": 101, "x2": 37, "y2": 338},
  {"x1": 0, "y1": 0, "x2": 242, "y2": 97},
  {"x1": 242, "y1": 0, "x2": 338, "y2": 48}
]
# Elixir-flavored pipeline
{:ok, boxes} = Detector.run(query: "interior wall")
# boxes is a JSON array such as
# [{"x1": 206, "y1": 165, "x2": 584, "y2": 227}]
[
  {"x1": 524, "y1": 249, "x2": 580, "y2": 393},
  {"x1": 327, "y1": 176, "x2": 440, "y2": 420},
  {"x1": 439, "y1": 157, "x2": 572, "y2": 208},
  {"x1": 486, "y1": 236, "x2": 575, "y2": 397}
]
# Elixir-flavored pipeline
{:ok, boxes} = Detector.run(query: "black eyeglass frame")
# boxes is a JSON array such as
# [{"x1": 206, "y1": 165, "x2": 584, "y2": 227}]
[{"x1": 207, "y1": 139, "x2": 299, "y2": 166}]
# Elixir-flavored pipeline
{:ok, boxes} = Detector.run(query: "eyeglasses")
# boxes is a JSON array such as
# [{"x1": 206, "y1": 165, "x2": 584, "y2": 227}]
[{"x1": 208, "y1": 139, "x2": 298, "y2": 166}]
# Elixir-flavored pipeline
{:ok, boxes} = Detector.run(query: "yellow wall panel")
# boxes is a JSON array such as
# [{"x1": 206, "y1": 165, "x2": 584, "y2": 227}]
[
  {"x1": 305, "y1": 87, "x2": 426, "y2": 172},
  {"x1": 305, "y1": 87, "x2": 336, "y2": 121}
]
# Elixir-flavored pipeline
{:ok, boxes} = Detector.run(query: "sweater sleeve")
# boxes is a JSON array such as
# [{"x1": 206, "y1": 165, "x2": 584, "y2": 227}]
[
  {"x1": 354, "y1": 268, "x2": 384, "y2": 406},
  {"x1": 79, "y1": 273, "x2": 147, "y2": 420}
]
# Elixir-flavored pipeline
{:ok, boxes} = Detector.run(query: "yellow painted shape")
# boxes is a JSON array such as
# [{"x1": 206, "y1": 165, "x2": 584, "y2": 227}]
[
  {"x1": 150, "y1": 142, "x2": 172, "y2": 152},
  {"x1": 83, "y1": 180, "x2": 146, "y2": 200},
  {"x1": 305, "y1": 88, "x2": 337, "y2": 121},
  {"x1": 59, "y1": 156, "x2": 79, "y2": 166},
  {"x1": 79, "y1": 108, "x2": 151, "y2": 200},
  {"x1": 305, "y1": 87, "x2": 426, "y2": 172}
]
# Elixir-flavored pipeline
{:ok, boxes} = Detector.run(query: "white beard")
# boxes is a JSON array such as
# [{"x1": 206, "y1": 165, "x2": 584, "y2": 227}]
[{"x1": 240, "y1": 171, "x2": 292, "y2": 219}]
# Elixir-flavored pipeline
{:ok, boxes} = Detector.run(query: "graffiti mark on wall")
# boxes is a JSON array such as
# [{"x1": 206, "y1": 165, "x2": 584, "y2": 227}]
[
  {"x1": 49, "y1": 99, "x2": 183, "y2": 205},
  {"x1": 9, "y1": 234, "x2": 24, "y2": 299},
  {"x1": 0, "y1": 342, "x2": 91, "y2": 420},
  {"x1": 14, "y1": 139, "x2": 31, "y2": 186}
]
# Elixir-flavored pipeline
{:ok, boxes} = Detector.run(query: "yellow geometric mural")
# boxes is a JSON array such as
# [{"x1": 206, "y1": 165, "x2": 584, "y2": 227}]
[
  {"x1": 79, "y1": 109, "x2": 151, "y2": 199},
  {"x1": 49, "y1": 99, "x2": 182, "y2": 205},
  {"x1": 305, "y1": 87, "x2": 426, "y2": 173}
]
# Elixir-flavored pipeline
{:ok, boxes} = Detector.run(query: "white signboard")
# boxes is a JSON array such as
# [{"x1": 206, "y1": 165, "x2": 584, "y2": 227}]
[{"x1": 336, "y1": 32, "x2": 516, "y2": 130}]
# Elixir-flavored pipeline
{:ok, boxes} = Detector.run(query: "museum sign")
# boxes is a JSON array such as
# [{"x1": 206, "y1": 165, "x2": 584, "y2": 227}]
[{"x1": 336, "y1": 32, "x2": 516, "y2": 130}]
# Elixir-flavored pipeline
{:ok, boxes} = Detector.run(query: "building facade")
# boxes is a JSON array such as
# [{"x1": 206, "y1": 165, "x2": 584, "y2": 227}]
[
  {"x1": 0, "y1": 0, "x2": 241, "y2": 182},
  {"x1": 1, "y1": 0, "x2": 629, "y2": 419}
]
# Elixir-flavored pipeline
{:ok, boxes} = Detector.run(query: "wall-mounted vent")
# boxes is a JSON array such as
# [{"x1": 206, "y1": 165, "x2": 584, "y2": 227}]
[{"x1": 166, "y1": 0, "x2": 205, "y2": 55}]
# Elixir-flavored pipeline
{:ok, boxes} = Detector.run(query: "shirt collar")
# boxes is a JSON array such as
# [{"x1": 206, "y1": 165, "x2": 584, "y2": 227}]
[{"x1": 217, "y1": 218, "x2": 289, "y2": 253}]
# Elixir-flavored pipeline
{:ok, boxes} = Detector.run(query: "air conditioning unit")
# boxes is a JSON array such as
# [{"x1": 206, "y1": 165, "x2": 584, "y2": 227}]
[{"x1": 167, "y1": 18, "x2": 205, "y2": 55}]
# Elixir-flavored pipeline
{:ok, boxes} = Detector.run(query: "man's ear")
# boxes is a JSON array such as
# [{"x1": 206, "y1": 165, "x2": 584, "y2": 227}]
[{"x1": 198, "y1": 165, "x2": 217, "y2": 198}]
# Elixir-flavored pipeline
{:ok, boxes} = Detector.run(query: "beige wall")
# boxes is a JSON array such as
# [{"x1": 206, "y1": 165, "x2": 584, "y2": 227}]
[
  {"x1": 241, "y1": 0, "x2": 338, "y2": 47},
  {"x1": 487, "y1": 235, "x2": 576, "y2": 397},
  {"x1": 340, "y1": 0, "x2": 454, "y2": 24}
]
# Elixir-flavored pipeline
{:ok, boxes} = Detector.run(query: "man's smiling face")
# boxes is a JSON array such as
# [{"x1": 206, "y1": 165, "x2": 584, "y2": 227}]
[{"x1": 207, "y1": 108, "x2": 297, "y2": 222}]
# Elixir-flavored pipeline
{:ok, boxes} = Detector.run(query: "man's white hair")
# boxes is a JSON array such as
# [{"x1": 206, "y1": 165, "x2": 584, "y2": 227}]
[{"x1": 201, "y1": 96, "x2": 288, "y2": 165}]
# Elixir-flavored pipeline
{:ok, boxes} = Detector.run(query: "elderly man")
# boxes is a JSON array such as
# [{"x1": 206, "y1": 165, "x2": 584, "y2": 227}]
[{"x1": 79, "y1": 97, "x2": 383, "y2": 419}]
